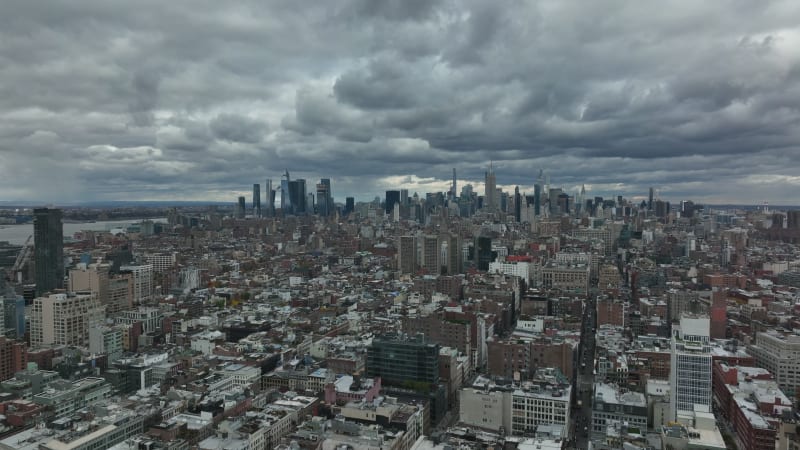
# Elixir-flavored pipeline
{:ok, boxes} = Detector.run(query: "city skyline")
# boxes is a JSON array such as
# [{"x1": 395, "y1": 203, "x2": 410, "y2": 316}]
[
  {"x1": 1, "y1": 2, "x2": 799, "y2": 205},
  {"x1": 2, "y1": 171, "x2": 800, "y2": 208}
]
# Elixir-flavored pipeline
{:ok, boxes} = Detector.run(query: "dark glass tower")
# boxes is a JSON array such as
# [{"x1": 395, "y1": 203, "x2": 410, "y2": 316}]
[
  {"x1": 316, "y1": 178, "x2": 332, "y2": 216},
  {"x1": 288, "y1": 179, "x2": 307, "y2": 214},
  {"x1": 321, "y1": 178, "x2": 332, "y2": 202},
  {"x1": 345, "y1": 197, "x2": 355, "y2": 216},
  {"x1": 385, "y1": 190, "x2": 401, "y2": 215},
  {"x1": 34, "y1": 208, "x2": 64, "y2": 296},
  {"x1": 366, "y1": 333, "x2": 439, "y2": 386},
  {"x1": 475, "y1": 236, "x2": 494, "y2": 271},
  {"x1": 237, "y1": 196, "x2": 246, "y2": 218}
]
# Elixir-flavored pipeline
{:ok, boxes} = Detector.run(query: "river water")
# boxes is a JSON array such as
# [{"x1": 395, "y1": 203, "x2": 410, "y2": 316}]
[{"x1": 0, "y1": 218, "x2": 167, "y2": 245}]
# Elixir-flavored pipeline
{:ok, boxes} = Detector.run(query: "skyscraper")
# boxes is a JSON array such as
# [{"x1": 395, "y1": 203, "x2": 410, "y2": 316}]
[
  {"x1": 475, "y1": 236, "x2": 494, "y2": 271},
  {"x1": 385, "y1": 190, "x2": 401, "y2": 215},
  {"x1": 287, "y1": 179, "x2": 307, "y2": 214},
  {"x1": 398, "y1": 236, "x2": 417, "y2": 275},
  {"x1": 236, "y1": 196, "x2": 246, "y2": 218},
  {"x1": 316, "y1": 182, "x2": 330, "y2": 216},
  {"x1": 534, "y1": 182, "x2": 542, "y2": 216},
  {"x1": 450, "y1": 168, "x2": 457, "y2": 201},
  {"x1": 557, "y1": 193, "x2": 569, "y2": 215},
  {"x1": 444, "y1": 233, "x2": 462, "y2": 275},
  {"x1": 670, "y1": 315, "x2": 712, "y2": 424},
  {"x1": 421, "y1": 235, "x2": 440, "y2": 274},
  {"x1": 648, "y1": 187, "x2": 654, "y2": 211},
  {"x1": 655, "y1": 200, "x2": 670, "y2": 218},
  {"x1": 281, "y1": 170, "x2": 291, "y2": 214},
  {"x1": 548, "y1": 188, "x2": 563, "y2": 215},
  {"x1": 484, "y1": 163, "x2": 496, "y2": 211},
  {"x1": 264, "y1": 179, "x2": 274, "y2": 216},
  {"x1": 345, "y1": 197, "x2": 355, "y2": 216},
  {"x1": 514, "y1": 186, "x2": 521, "y2": 222},
  {"x1": 34, "y1": 208, "x2": 64, "y2": 297},
  {"x1": 322, "y1": 178, "x2": 332, "y2": 214},
  {"x1": 252, "y1": 183, "x2": 261, "y2": 217}
]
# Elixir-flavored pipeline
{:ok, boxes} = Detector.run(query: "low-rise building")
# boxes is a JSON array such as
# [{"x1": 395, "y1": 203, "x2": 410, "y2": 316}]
[
  {"x1": 459, "y1": 369, "x2": 572, "y2": 438},
  {"x1": 590, "y1": 382, "x2": 647, "y2": 440},
  {"x1": 31, "y1": 377, "x2": 112, "y2": 419}
]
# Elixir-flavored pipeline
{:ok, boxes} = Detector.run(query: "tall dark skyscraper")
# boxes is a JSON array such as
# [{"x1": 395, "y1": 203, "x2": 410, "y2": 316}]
[
  {"x1": 316, "y1": 179, "x2": 331, "y2": 216},
  {"x1": 287, "y1": 179, "x2": 307, "y2": 214},
  {"x1": 345, "y1": 197, "x2": 355, "y2": 216},
  {"x1": 321, "y1": 178, "x2": 332, "y2": 211},
  {"x1": 534, "y1": 183, "x2": 541, "y2": 216},
  {"x1": 34, "y1": 208, "x2": 64, "y2": 296},
  {"x1": 548, "y1": 188, "x2": 562, "y2": 215},
  {"x1": 385, "y1": 190, "x2": 401, "y2": 215},
  {"x1": 236, "y1": 196, "x2": 246, "y2": 218},
  {"x1": 475, "y1": 236, "x2": 494, "y2": 271},
  {"x1": 514, "y1": 186, "x2": 521, "y2": 222},
  {"x1": 655, "y1": 200, "x2": 670, "y2": 218},
  {"x1": 648, "y1": 187, "x2": 654, "y2": 211},
  {"x1": 252, "y1": 183, "x2": 261, "y2": 217},
  {"x1": 557, "y1": 193, "x2": 570, "y2": 214}
]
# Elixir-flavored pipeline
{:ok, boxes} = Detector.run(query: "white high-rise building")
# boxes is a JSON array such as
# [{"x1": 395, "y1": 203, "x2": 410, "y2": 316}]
[{"x1": 670, "y1": 315, "x2": 712, "y2": 424}]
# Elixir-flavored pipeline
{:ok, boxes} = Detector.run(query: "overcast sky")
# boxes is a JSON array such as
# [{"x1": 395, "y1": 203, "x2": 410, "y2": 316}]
[{"x1": 1, "y1": 1, "x2": 799, "y2": 206}]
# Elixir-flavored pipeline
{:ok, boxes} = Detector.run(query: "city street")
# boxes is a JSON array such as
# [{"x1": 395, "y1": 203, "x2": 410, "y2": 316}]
[{"x1": 572, "y1": 294, "x2": 597, "y2": 450}]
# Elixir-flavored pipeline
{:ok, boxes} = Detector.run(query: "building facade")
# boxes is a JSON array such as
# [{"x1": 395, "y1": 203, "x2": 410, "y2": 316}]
[
  {"x1": 670, "y1": 316, "x2": 712, "y2": 424},
  {"x1": 30, "y1": 292, "x2": 102, "y2": 348},
  {"x1": 34, "y1": 208, "x2": 64, "y2": 296},
  {"x1": 591, "y1": 382, "x2": 648, "y2": 439},
  {"x1": 748, "y1": 331, "x2": 800, "y2": 396},
  {"x1": 366, "y1": 334, "x2": 439, "y2": 387}
]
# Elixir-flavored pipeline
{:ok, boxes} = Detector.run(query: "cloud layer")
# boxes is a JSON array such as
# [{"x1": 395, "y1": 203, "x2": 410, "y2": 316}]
[{"x1": 1, "y1": 0, "x2": 799, "y2": 205}]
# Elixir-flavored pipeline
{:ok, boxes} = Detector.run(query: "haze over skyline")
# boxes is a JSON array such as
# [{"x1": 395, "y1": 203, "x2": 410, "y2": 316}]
[{"x1": 1, "y1": 1, "x2": 799, "y2": 205}]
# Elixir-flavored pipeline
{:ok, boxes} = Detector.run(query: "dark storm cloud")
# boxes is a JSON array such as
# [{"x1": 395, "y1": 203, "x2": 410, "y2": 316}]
[
  {"x1": 209, "y1": 114, "x2": 267, "y2": 144},
  {"x1": 129, "y1": 71, "x2": 161, "y2": 127},
  {"x1": 346, "y1": 0, "x2": 443, "y2": 22},
  {"x1": 0, "y1": 0, "x2": 799, "y2": 204}
]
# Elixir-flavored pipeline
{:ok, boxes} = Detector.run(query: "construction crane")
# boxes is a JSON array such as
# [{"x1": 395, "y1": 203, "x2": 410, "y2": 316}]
[
  {"x1": 11, "y1": 235, "x2": 31, "y2": 272},
  {"x1": 11, "y1": 235, "x2": 32, "y2": 283}
]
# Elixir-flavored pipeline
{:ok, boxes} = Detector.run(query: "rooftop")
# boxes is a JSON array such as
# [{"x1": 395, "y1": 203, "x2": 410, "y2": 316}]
[{"x1": 594, "y1": 382, "x2": 647, "y2": 408}]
